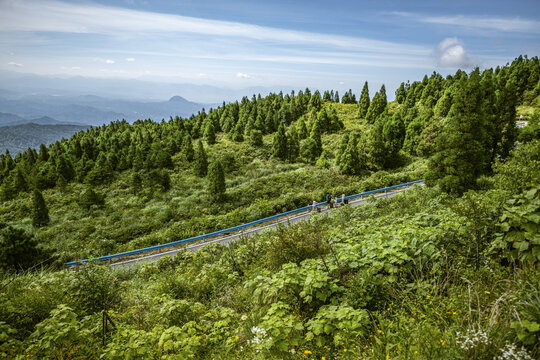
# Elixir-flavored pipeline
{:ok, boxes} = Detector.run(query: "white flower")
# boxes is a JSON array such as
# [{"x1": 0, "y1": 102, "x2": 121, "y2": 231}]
[
  {"x1": 495, "y1": 343, "x2": 533, "y2": 360},
  {"x1": 456, "y1": 328, "x2": 489, "y2": 351}
]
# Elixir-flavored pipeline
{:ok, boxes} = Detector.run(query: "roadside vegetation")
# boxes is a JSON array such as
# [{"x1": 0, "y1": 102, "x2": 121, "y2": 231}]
[{"x1": 0, "y1": 55, "x2": 539, "y2": 359}]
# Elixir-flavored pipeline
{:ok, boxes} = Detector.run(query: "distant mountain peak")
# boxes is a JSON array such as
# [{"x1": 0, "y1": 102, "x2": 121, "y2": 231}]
[{"x1": 169, "y1": 95, "x2": 188, "y2": 102}]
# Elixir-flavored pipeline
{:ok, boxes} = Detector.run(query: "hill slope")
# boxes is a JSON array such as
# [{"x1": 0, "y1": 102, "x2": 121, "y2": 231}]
[
  {"x1": 0, "y1": 56, "x2": 539, "y2": 359},
  {"x1": 0, "y1": 123, "x2": 89, "y2": 154}
]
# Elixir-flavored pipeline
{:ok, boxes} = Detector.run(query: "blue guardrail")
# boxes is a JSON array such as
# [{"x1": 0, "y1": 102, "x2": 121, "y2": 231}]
[{"x1": 65, "y1": 179, "x2": 424, "y2": 266}]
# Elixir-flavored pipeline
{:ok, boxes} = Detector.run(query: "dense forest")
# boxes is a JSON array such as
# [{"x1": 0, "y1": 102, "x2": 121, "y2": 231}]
[{"x1": 1, "y1": 55, "x2": 539, "y2": 359}]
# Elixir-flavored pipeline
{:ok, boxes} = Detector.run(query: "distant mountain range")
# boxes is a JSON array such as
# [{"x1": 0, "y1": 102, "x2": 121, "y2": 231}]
[
  {"x1": 0, "y1": 70, "x2": 294, "y2": 103},
  {"x1": 0, "y1": 93, "x2": 214, "y2": 127},
  {"x1": 0, "y1": 113, "x2": 77, "y2": 127},
  {"x1": 0, "y1": 123, "x2": 89, "y2": 154}
]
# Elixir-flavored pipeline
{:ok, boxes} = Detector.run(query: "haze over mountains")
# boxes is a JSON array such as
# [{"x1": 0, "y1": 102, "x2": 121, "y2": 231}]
[
  {"x1": 0, "y1": 70, "x2": 292, "y2": 103},
  {"x1": 0, "y1": 70, "x2": 298, "y2": 153},
  {"x1": 0, "y1": 92, "x2": 214, "y2": 127}
]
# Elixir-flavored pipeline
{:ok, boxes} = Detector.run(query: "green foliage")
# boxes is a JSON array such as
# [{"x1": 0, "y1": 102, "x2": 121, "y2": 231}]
[
  {"x1": 31, "y1": 189, "x2": 49, "y2": 227},
  {"x1": 358, "y1": 81, "x2": 370, "y2": 118},
  {"x1": 207, "y1": 158, "x2": 226, "y2": 201},
  {"x1": 181, "y1": 133, "x2": 195, "y2": 162},
  {"x1": 78, "y1": 187, "x2": 105, "y2": 210},
  {"x1": 26, "y1": 304, "x2": 98, "y2": 359},
  {"x1": 267, "y1": 222, "x2": 329, "y2": 269},
  {"x1": 493, "y1": 188, "x2": 540, "y2": 264},
  {"x1": 0, "y1": 225, "x2": 40, "y2": 271},
  {"x1": 272, "y1": 121, "x2": 288, "y2": 160},
  {"x1": 426, "y1": 71, "x2": 492, "y2": 194},
  {"x1": 493, "y1": 139, "x2": 540, "y2": 194},
  {"x1": 511, "y1": 282, "x2": 540, "y2": 346},
  {"x1": 366, "y1": 84, "x2": 387, "y2": 123},
  {"x1": 203, "y1": 120, "x2": 216, "y2": 145},
  {"x1": 194, "y1": 140, "x2": 208, "y2": 177},
  {"x1": 248, "y1": 129, "x2": 263, "y2": 147},
  {"x1": 1, "y1": 58, "x2": 540, "y2": 359},
  {"x1": 338, "y1": 134, "x2": 360, "y2": 175},
  {"x1": 68, "y1": 265, "x2": 122, "y2": 314},
  {"x1": 305, "y1": 305, "x2": 368, "y2": 347}
]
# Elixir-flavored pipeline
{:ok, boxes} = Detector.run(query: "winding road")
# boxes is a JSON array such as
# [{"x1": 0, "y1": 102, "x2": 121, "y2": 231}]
[{"x1": 109, "y1": 183, "x2": 423, "y2": 268}]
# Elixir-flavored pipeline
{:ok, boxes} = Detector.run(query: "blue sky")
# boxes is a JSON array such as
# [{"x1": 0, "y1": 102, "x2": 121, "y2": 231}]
[{"x1": 0, "y1": 0, "x2": 539, "y2": 97}]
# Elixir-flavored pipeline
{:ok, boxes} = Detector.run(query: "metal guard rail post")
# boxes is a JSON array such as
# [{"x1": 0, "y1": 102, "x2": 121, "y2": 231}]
[{"x1": 65, "y1": 179, "x2": 424, "y2": 266}]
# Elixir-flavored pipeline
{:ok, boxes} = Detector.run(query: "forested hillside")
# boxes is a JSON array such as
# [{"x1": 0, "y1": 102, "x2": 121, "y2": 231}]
[
  {"x1": 0, "y1": 123, "x2": 89, "y2": 154},
  {"x1": 1, "y1": 56, "x2": 539, "y2": 359}
]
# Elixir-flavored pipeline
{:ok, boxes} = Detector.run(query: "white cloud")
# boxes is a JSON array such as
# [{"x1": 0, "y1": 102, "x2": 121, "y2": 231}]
[
  {"x1": 339, "y1": 81, "x2": 345, "y2": 85},
  {"x1": 125, "y1": 57, "x2": 135, "y2": 62},
  {"x1": 0, "y1": 0, "x2": 430, "y2": 57},
  {"x1": 435, "y1": 37, "x2": 476, "y2": 68},
  {"x1": 105, "y1": 59, "x2": 115, "y2": 64},
  {"x1": 7, "y1": 61, "x2": 22, "y2": 67},
  {"x1": 392, "y1": 12, "x2": 540, "y2": 34},
  {"x1": 236, "y1": 72, "x2": 250, "y2": 79}
]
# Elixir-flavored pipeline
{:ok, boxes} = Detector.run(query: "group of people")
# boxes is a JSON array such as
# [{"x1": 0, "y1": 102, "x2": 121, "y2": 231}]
[{"x1": 311, "y1": 193, "x2": 347, "y2": 212}]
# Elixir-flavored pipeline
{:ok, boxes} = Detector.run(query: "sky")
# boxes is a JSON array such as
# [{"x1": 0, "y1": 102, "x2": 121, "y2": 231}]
[{"x1": 0, "y1": 0, "x2": 539, "y2": 98}]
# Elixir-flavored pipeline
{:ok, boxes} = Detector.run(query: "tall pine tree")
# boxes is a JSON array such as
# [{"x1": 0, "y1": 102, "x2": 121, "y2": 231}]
[
  {"x1": 426, "y1": 70, "x2": 492, "y2": 194},
  {"x1": 272, "y1": 121, "x2": 289, "y2": 160},
  {"x1": 338, "y1": 135, "x2": 360, "y2": 175},
  {"x1": 194, "y1": 140, "x2": 208, "y2": 177},
  {"x1": 208, "y1": 159, "x2": 226, "y2": 201},
  {"x1": 32, "y1": 189, "x2": 49, "y2": 227},
  {"x1": 358, "y1": 81, "x2": 370, "y2": 118}
]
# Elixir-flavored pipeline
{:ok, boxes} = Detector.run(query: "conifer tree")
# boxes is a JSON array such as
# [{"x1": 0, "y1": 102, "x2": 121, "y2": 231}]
[
  {"x1": 316, "y1": 151, "x2": 330, "y2": 168},
  {"x1": 131, "y1": 172, "x2": 142, "y2": 194},
  {"x1": 181, "y1": 134, "x2": 195, "y2": 162},
  {"x1": 12, "y1": 167, "x2": 28, "y2": 193},
  {"x1": 272, "y1": 121, "x2": 289, "y2": 160},
  {"x1": 208, "y1": 159, "x2": 225, "y2": 201},
  {"x1": 382, "y1": 112, "x2": 405, "y2": 167},
  {"x1": 231, "y1": 121, "x2": 244, "y2": 142},
  {"x1": 38, "y1": 144, "x2": 49, "y2": 162},
  {"x1": 495, "y1": 79, "x2": 518, "y2": 158},
  {"x1": 365, "y1": 84, "x2": 387, "y2": 123},
  {"x1": 338, "y1": 135, "x2": 360, "y2": 175},
  {"x1": 426, "y1": 70, "x2": 491, "y2": 194},
  {"x1": 366, "y1": 122, "x2": 387, "y2": 170},
  {"x1": 194, "y1": 140, "x2": 208, "y2": 177},
  {"x1": 308, "y1": 91, "x2": 322, "y2": 112},
  {"x1": 248, "y1": 130, "x2": 263, "y2": 147},
  {"x1": 278, "y1": 105, "x2": 292, "y2": 125},
  {"x1": 287, "y1": 126, "x2": 300, "y2": 162},
  {"x1": 395, "y1": 82, "x2": 406, "y2": 104},
  {"x1": 302, "y1": 119, "x2": 323, "y2": 163},
  {"x1": 56, "y1": 154, "x2": 75, "y2": 182},
  {"x1": 310, "y1": 118, "x2": 323, "y2": 157},
  {"x1": 317, "y1": 109, "x2": 330, "y2": 133},
  {"x1": 203, "y1": 121, "x2": 216, "y2": 145},
  {"x1": 32, "y1": 189, "x2": 49, "y2": 227},
  {"x1": 0, "y1": 225, "x2": 40, "y2": 271},
  {"x1": 327, "y1": 105, "x2": 344, "y2": 132},
  {"x1": 323, "y1": 91, "x2": 332, "y2": 102},
  {"x1": 335, "y1": 132, "x2": 350, "y2": 166},
  {"x1": 79, "y1": 187, "x2": 105, "y2": 210},
  {"x1": 358, "y1": 81, "x2": 370, "y2": 118},
  {"x1": 296, "y1": 116, "x2": 308, "y2": 139},
  {"x1": 334, "y1": 91, "x2": 340, "y2": 103}
]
